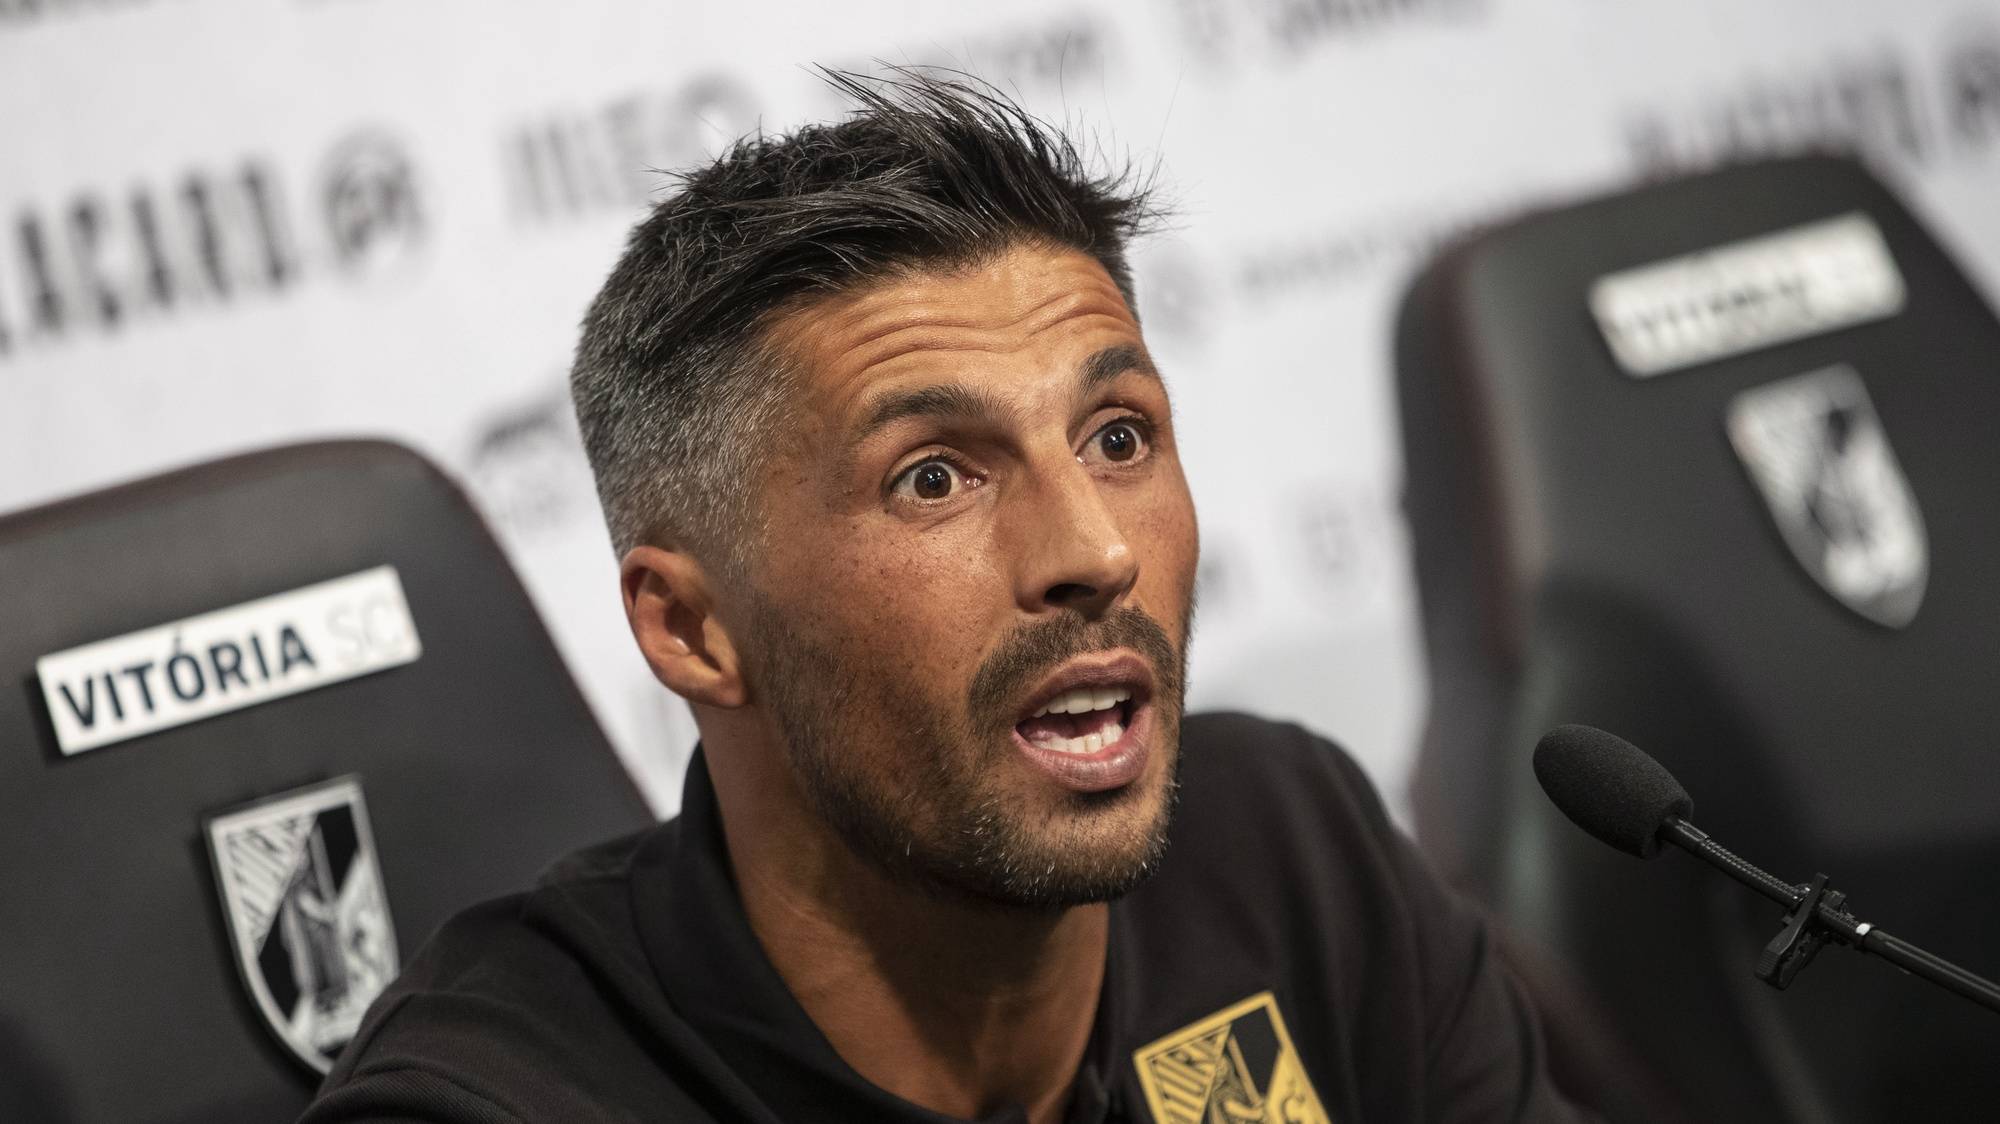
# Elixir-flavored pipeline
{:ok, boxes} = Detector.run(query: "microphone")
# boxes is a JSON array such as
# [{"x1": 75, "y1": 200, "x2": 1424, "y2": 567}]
[
  {"x1": 1533, "y1": 724, "x2": 2000, "y2": 1014},
  {"x1": 1530, "y1": 724, "x2": 1690, "y2": 859}
]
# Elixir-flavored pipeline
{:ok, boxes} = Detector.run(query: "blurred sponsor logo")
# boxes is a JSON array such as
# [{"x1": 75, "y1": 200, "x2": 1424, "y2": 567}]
[
  {"x1": 1293, "y1": 483, "x2": 1404, "y2": 611},
  {"x1": 320, "y1": 131, "x2": 426, "y2": 278},
  {"x1": 0, "y1": 128, "x2": 426, "y2": 360},
  {"x1": 1134, "y1": 194, "x2": 1546, "y2": 343},
  {"x1": 821, "y1": 15, "x2": 1114, "y2": 94},
  {"x1": 0, "y1": 0, "x2": 171, "y2": 27},
  {"x1": 504, "y1": 76, "x2": 761, "y2": 223},
  {"x1": 1627, "y1": 22, "x2": 2000, "y2": 175},
  {"x1": 1235, "y1": 190, "x2": 1546, "y2": 300},
  {"x1": 1172, "y1": 0, "x2": 1483, "y2": 66},
  {"x1": 0, "y1": 160, "x2": 294, "y2": 355},
  {"x1": 465, "y1": 381, "x2": 597, "y2": 540},
  {"x1": 503, "y1": 18, "x2": 1112, "y2": 226},
  {"x1": 1135, "y1": 248, "x2": 1215, "y2": 349},
  {"x1": 1195, "y1": 538, "x2": 1241, "y2": 611}
]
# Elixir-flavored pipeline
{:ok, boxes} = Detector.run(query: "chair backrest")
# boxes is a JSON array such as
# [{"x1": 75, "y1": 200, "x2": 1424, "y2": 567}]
[
  {"x1": 0, "y1": 440, "x2": 654, "y2": 1123},
  {"x1": 1396, "y1": 155, "x2": 2000, "y2": 1123}
]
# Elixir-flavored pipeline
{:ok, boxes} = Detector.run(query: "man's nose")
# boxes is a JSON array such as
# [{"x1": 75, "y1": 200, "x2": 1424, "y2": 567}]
[{"x1": 1012, "y1": 460, "x2": 1140, "y2": 617}]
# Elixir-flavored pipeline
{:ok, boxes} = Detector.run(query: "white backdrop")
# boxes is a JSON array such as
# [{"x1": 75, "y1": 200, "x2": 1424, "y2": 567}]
[{"x1": 6, "y1": 0, "x2": 2000, "y2": 816}]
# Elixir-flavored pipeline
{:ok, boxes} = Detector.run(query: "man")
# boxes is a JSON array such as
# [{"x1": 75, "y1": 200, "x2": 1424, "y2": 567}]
[{"x1": 304, "y1": 72, "x2": 1589, "y2": 1123}]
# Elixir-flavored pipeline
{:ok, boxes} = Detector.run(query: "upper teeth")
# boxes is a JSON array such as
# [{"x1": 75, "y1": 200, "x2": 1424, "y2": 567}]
[{"x1": 1032, "y1": 687, "x2": 1131, "y2": 718}]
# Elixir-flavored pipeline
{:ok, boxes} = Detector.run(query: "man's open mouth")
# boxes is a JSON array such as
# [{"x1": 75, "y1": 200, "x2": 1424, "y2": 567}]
[
  {"x1": 1007, "y1": 653, "x2": 1156, "y2": 793},
  {"x1": 1015, "y1": 687, "x2": 1135, "y2": 755}
]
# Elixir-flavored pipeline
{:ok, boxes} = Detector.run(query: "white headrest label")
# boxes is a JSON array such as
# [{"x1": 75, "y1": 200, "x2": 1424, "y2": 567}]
[
  {"x1": 36, "y1": 565, "x2": 422, "y2": 755},
  {"x1": 1591, "y1": 212, "x2": 1905, "y2": 377}
]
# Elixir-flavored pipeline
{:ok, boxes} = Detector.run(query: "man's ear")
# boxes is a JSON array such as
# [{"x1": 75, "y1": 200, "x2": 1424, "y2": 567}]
[{"x1": 620, "y1": 545, "x2": 747, "y2": 708}]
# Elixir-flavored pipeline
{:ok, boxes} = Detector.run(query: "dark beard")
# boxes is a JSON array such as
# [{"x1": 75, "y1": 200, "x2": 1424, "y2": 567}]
[{"x1": 747, "y1": 600, "x2": 1189, "y2": 911}]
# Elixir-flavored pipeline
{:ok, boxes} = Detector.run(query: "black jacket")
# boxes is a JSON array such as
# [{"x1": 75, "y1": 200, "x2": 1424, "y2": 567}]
[{"x1": 302, "y1": 713, "x2": 1589, "y2": 1122}]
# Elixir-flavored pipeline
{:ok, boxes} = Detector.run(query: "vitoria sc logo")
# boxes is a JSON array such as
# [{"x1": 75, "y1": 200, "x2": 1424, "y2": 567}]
[{"x1": 206, "y1": 776, "x2": 398, "y2": 1074}]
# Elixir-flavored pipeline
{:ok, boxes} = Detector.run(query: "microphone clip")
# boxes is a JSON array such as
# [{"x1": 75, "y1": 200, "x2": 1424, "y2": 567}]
[{"x1": 1755, "y1": 872, "x2": 1845, "y2": 991}]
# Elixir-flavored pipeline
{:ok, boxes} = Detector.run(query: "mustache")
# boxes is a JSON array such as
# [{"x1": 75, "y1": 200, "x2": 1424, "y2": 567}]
[{"x1": 967, "y1": 605, "x2": 1185, "y2": 730}]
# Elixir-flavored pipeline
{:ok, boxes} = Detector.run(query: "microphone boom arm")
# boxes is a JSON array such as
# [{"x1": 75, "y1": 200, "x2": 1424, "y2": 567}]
[{"x1": 1659, "y1": 817, "x2": 2000, "y2": 1015}]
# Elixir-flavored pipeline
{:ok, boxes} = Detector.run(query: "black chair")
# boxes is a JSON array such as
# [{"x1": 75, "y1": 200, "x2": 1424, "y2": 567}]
[
  {"x1": 0, "y1": 440, "x2": 654, "y2": 1123},
  {"x1": 1396, "y1": 154, "x2": 2000, "y2": 1122}
]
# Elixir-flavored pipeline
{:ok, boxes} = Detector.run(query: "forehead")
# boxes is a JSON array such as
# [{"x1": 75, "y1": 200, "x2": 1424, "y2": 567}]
[{"x1": 769, "y1": 244, "x2": 1144, "y2": 419}]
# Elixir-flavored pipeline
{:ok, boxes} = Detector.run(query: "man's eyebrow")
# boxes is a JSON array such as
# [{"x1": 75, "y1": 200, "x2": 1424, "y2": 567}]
[
  {"x1": 853, "y1": 344, "x2": 1159, "y2": 441},
  {"x1": 857, "y1": 382, "x2": 1005, "y2": 439},
  {"x1": 1079, "y1": 344, "x2": 1160, "y2": 394}
]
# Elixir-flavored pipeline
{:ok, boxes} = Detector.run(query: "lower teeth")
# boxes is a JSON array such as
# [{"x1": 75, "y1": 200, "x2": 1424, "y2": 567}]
[{"x1": 1036, "y1": 720, "x2": 1124, "y2": 754}]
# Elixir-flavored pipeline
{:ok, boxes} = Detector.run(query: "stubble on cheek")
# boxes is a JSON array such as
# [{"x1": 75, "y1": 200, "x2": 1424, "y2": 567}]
[{"x1": 745, "y1": 555, "x2": 1191, "y2": 908}]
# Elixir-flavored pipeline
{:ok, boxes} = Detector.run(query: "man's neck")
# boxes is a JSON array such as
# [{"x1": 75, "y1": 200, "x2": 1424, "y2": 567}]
[{"x1": 709, "y1": 738, "x2": 1105, "y2": 1124}]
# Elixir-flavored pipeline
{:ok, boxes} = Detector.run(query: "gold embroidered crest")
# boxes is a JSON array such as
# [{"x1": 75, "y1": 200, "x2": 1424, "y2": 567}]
[{"x1": 1132, "y1": 991, "x2": 1331, "y2": 1124}]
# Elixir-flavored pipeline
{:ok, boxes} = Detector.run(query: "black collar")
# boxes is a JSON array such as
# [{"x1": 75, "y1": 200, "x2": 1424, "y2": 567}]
[{"x1": 630, "y1": 748, "x2": 1128, "y2": 1123}]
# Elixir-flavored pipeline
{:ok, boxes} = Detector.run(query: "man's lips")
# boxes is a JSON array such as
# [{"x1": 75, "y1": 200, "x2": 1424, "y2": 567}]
[
  {"x1": 1015, "y1": 651, "x2": 1157, "y2": 721},
  {"x1": 1010, "y1": 652, "x2": 1156, "y2": 793}
]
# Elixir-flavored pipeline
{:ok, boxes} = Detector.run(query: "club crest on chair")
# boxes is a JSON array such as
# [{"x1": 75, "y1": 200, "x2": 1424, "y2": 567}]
[
  {"x1": 1727, "y1": 364, "x2": 1928, "y2": 628},
  {"x1": 206, "y1": 776, "x2": 398, "y2": 1074}
]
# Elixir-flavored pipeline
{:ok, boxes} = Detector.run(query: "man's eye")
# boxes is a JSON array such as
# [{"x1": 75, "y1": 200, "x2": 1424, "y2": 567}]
[
  {"x1": 1084, "y1": 420, "x2": 1149, "y2": 465},
  {"x1": 892, "y1": 459, "x2": 966, "y2": 501}
]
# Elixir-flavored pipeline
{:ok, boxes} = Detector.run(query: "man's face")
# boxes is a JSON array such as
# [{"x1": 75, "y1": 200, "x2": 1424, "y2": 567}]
[{"x1": 734, "y1": 241, "x2": 1199, "y2": 910}]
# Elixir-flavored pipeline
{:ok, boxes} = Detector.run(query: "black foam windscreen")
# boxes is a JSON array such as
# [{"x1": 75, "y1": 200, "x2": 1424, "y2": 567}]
[{"x1": 1534, "y1": 725, "x2": 1693, "y2": 859}]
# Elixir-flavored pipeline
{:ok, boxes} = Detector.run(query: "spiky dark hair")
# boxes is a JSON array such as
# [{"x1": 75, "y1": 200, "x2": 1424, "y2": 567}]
[{"x1": 570, "y1": 68, "x2": 1159, "y2": 564}]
